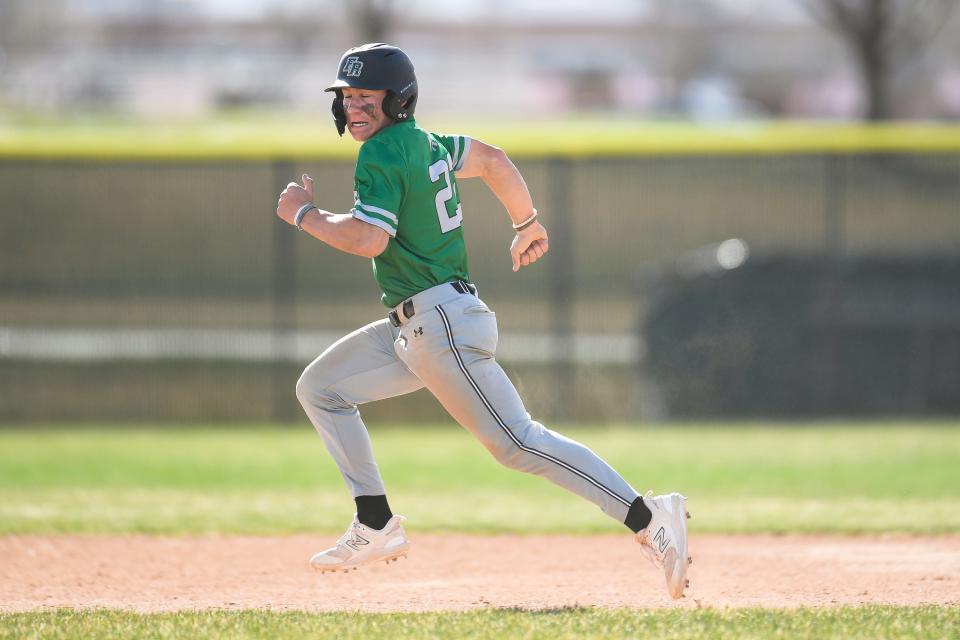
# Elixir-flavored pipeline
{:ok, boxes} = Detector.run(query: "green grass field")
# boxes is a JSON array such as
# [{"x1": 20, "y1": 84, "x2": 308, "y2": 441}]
[
  {"x1": 3, "y1": 422, "x2": 958, "y2": 639},
  {"x1": 1, "y1": 422, "x2": 958, "y2": 535},
  {"x1": 2, "y1": 606, "x2": 958, "y2": 640}
]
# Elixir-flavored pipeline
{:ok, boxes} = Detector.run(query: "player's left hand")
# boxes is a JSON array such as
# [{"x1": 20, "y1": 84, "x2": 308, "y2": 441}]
[
  {"x1": 510, "y1": 221, "x2": 549, "y2": 272},
  {"x1": 276, "y1": 174, "x2": 316, "y2": 225}
]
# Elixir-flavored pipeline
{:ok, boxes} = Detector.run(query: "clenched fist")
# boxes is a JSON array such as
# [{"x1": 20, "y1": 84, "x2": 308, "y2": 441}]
[
  {"x1": 510, "y1": 220, "x2": 549, "y2": 272},
  {"x1": 276, "y1": 174, "x2": 316, "y2": 225}
]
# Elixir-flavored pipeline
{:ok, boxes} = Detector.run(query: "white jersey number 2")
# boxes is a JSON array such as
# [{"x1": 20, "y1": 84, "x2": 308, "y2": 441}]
[{"x1": 429, "y1": 159, "x2": 463, "y2": 233}]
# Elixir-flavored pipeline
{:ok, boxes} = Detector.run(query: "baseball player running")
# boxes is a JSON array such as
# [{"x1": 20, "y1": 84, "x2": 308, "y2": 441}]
[{"x1": 275, "y1": 43, "x2": 691, "y2": 599}]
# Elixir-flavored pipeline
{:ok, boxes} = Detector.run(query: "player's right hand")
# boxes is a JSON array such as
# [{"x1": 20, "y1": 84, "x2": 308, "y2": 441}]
[
  {"x1": 302, "y1": 174, "x2": 315, "y2": 200},
  {"x1": 510, "y1": 221, "x2": 549, "y2": 272},
  {"x1": 276, "y1": 174, "x2": 316, "y2": 225}
]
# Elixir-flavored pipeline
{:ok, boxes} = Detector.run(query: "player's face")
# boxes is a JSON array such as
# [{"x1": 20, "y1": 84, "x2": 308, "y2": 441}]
[{"x1": 342, "y1": 88, "x2": 391, "y2": 142}]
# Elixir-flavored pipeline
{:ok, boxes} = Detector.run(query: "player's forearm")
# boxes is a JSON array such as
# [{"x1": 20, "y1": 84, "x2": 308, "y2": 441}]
[
  {"x1": 480, "y1": 148, "x2": 536, "y2": 225},
  {"x1": 298, "y1": 210, "x2": 387, "y2": 258}
]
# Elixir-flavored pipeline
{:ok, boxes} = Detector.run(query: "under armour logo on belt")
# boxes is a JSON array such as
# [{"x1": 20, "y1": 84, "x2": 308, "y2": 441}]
[{"x1": 414, "y1": 327, "x2": 423, "y2": 337}]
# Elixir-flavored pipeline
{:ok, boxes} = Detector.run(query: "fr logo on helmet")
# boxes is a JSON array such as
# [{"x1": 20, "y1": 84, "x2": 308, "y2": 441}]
[{"x1": 343, "y1": 57, "x2": 364, "y2": 77}]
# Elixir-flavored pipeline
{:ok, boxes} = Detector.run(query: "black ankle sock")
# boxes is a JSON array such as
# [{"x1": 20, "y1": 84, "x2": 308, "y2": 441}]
[
  {"x1": 354, "y1": 494, "x2": 393, "y2": 530},
  {"x1": 624, "y1": 496, "x2": 652, "y2": 533}
]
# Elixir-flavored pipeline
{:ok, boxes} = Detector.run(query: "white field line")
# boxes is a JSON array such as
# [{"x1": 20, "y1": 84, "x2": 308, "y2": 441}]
[{"x1": 0, "y1": 327, "x2": 640, "y2": 365}]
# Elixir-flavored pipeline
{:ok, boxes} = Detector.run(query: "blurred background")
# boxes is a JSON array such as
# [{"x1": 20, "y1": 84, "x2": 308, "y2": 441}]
[{"x1": 1, "y1": 0, "x2": 958, "y2": 423}]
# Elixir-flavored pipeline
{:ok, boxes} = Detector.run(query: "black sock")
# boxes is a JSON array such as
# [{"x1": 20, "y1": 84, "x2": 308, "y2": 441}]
[
  {"x1": 354, "y1": 494, "x2": 393, "y2": 530},
  {"x1": 624, "y1": 496, "x2": 652, "y2": 533}
]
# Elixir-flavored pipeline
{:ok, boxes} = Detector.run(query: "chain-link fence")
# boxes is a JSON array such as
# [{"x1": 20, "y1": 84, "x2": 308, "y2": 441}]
[{"x1": 1, "y1": 150, "x2": 958, "y2": 422}]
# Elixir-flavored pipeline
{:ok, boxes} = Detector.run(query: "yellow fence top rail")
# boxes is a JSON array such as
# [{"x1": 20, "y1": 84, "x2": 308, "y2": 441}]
[{"x1": 1, "y1": 119, "x2": 959, "y2": 160}]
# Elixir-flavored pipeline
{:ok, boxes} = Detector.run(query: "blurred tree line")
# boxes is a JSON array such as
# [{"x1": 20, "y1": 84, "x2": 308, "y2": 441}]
[
  {"x1": 801, "y1": 0, "x2": 956, "y2": 120},
  {"x1": 0, "y1": 0, "x2": 957, "y2": 120},
  {"x1": 347, "y1": 0, "x2": 960, "y2": 121}
]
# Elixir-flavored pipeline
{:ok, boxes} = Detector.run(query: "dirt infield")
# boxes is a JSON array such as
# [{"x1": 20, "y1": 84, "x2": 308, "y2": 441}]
[{"x1": 2, "y1": 534, "x2": 958, "y2": 612}]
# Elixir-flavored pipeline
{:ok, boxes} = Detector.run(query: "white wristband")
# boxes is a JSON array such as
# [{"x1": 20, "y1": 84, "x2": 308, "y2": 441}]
[
  {"x1": 294, "y1": 204, "x2": 318, "y2": 230},
  {"x1": 512, "y1": 209, "x2": 538, "y2": 231}
]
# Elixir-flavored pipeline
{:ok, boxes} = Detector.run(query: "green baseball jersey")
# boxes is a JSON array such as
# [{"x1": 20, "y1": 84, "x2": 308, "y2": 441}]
[{"x1": 351, "y1": 118, "x2": 472, "y2": 308}]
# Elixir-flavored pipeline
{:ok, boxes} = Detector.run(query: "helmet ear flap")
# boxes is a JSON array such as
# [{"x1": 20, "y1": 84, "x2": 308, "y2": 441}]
[
  {"x1": 402, "y1": 93, "x2": 418, "y2": 118},
  {"x1": 382, "y1": 91, "x2": 416, "y2": 122},
  {"x1": 331, "y1": 91, "x2": 346, "y2": 136}
]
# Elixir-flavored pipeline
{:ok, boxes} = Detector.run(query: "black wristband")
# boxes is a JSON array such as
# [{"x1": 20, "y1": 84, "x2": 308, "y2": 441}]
[
  {"x1": 295, "y1": 204, "x2": 318, "y2": 230},
  {"x1": 513, "y1": 213, "x2": 539, "y2": 232}
]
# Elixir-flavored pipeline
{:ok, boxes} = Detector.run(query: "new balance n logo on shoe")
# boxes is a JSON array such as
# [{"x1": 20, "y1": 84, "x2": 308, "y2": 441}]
[
  {"x1": 653, "y1": 527, "x2": 670, "y2": 554},
  {"x1": 414, "y1": 327, "x2": 423, "y2": 337},
  {"x1": 346, "y1": 535, "x2": 370, "y2": 551}
]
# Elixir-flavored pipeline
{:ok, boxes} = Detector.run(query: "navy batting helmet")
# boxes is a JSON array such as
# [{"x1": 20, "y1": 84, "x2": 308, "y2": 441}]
[{"x1": 325, "y1": 43, "x2": 418, "y2": 136}]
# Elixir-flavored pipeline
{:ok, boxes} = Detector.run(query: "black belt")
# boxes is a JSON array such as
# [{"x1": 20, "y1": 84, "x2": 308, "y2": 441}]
[
  {"x1": 451, "y1": 280, "x2": 477, "y2": 296},
  {"x1": 389, "y1": 281, "x2": 476, "y2": 327}
]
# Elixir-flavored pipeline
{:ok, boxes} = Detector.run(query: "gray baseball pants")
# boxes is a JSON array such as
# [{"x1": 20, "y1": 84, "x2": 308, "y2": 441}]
[{"x1": 295, "y1": 282, "x2": 640, "y2": 523}]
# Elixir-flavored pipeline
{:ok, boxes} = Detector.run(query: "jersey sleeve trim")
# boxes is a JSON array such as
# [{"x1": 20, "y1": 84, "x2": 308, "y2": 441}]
[
  {"x1": 352, "y1": 207, "x2": 398, "y2": 237},
  {"x1": 453, "y1": 137, "x2": 472, "y2": 172},
  {"x1": 355, "y1": 200, "x2": 399, "y2": 225}
]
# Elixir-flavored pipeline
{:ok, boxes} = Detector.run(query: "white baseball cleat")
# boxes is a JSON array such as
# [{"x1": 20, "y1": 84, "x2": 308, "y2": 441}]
[
  {"x1": 635, "y1": 492, "x2": 691, "y2": 599},
  {"x1": 310, "y1": 514, "x2": 410, "y2": 574}
]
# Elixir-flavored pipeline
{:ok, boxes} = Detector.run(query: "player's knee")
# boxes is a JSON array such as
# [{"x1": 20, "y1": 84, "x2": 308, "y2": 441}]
[
  {"x1": 488, "y1": 421, "x2": 539, "y2": 471},
  {"x1": 294, "y1": 367, "x2": 314, "y2": 404},
  {"x1": 490, "y1": 444, "x2": 526, "y2": 471},
  {"x1": 295, "y1": 368, "x2": 350, "y2": 412}
]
